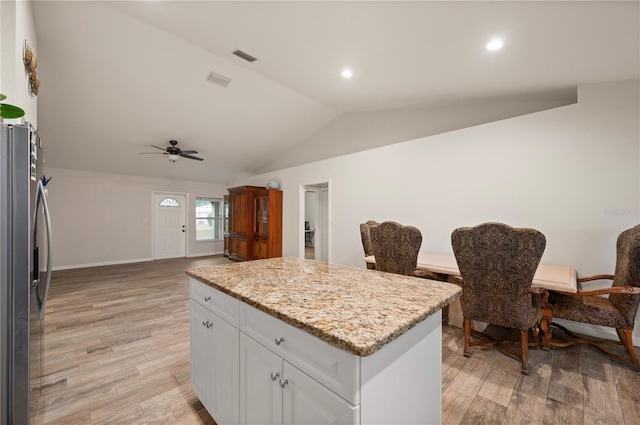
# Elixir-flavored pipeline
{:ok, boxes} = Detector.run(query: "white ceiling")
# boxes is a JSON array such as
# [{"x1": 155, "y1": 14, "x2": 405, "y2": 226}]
[{"x1": 33, "y1": 1, "x2": 639, "y2": 183}]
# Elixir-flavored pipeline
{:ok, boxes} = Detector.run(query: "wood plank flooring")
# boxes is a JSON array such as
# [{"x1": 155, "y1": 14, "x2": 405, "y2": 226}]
[
  {"x1": 34, "y1": 256, "x2": 639, "y2": 424},
  {"x1": 442, "y1": 326, "x2": 640, "y2": 425}
]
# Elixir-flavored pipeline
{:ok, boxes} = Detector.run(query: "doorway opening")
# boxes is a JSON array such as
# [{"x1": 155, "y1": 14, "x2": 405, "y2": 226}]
[{"x1": 300, "y1": 182, "x2": 329, "y2": 262}]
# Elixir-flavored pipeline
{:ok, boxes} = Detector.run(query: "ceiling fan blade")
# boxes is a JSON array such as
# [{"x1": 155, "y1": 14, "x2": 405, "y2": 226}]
[
  {"x1": 180, "y1": 153, "x2": 204, "y2": 161},
  {"x1": 150, "y1": 145, "x2": 167, "y2": 151},
  {"x1": 139, "y1": 152, "x2": 166, "y2": 154},
  {"x1": 179, "y1": 150, "x2": 198, "y2": 155}
]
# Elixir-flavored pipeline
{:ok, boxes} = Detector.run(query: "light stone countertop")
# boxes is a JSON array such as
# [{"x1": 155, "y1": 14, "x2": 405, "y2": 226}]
[{"x1": 186, "y1": 257, "x2": 461, "y2": 357}]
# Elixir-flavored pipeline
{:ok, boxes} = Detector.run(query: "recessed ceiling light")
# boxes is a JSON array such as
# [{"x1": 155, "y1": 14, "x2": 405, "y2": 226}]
[
  {"x1": 486, "y1": 39, "x2": 504, "y2": 51},
  {"x1": 341, "y1": 68, "x2": 353, "y2": 79}
]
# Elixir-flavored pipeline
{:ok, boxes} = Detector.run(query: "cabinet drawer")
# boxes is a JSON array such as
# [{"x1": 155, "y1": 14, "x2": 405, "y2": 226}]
[
  {"x1": 240, "y1": 304, "x2": 360, "y2": 404},
  {"x1": 190, "y1": 278, "x2": 240, "y2": 327}
]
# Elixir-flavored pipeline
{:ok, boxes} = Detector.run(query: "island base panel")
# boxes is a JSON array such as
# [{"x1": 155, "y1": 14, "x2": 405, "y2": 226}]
[{"x1": 360, "y1": 313, "x2": 442, "y2": 425}]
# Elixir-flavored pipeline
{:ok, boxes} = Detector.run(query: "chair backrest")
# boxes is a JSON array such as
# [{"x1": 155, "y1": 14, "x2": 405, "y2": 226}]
[
  {"x1": 370, "y1": 221, "x2": 422, "y2": 276},
  {"x1": 359, "y1": 220, "x2": 380, "y2": 257},
  {"x1": 451, "y1": 222, "x2": 546, "y2": 330},
  {"x1": 610, "y1": 224, "x2": 640, "y2": 327}
]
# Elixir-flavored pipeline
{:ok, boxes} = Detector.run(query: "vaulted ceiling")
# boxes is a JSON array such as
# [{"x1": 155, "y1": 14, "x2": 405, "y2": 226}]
[{"x1": 33, "y1": 1, "x2": 639, "y2": 183}]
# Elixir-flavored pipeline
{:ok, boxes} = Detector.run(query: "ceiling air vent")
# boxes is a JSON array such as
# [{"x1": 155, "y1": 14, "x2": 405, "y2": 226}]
[
  {"x1": 232, "y1": 49, "x2": 258, "y2": 63},
  {"x1": 206, "y1": 71, "x2": 232, "y2": 88}
]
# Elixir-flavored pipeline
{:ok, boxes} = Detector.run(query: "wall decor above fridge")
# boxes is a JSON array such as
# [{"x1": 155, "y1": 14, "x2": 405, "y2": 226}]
[{"x1": 23, "y1": 41, "x2": 40, "y2": 96}]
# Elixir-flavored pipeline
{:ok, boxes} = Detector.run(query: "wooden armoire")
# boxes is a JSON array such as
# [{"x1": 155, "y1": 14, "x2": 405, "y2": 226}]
[{"x1": 226, "y1": 185, "x2": 283, "y2": 262}]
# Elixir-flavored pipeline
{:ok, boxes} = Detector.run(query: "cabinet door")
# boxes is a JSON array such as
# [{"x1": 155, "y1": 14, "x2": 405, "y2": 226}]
[
  {"x1": 229, "y1": 237, "x2": 248, "y2": 261},
  {"x1": 191, "y1": 301, "x2": 240, "y2": 425},
  {"x1": 253, "y1": 238, "x2": 268, "y2": 260},
  {"x1": 240, "y1": 334, "x2": 283, "y2": 425},
  {"x1": 190, "y1": 301, "x2": 214, "y2": 411},
  {"x1": 283, "y1": 363, "x2": 358, "y2": 425},
  {"x1": 211, "y1": 312, "x2": 240, "y2": 425},
  {"x1": 229, "y1": 191, "x2": 248, "y2": 234},
  {"x1": 254, "y1": 194, "x2": 269, "y2": 236}
]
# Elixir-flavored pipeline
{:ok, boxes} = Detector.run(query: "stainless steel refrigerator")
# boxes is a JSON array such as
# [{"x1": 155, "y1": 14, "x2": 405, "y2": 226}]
[{"x1": 0, "y1": 122, "x2": 52, "y2": 424}]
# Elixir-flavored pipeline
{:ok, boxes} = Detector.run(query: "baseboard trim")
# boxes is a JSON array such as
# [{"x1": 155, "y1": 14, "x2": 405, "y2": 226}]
[
  {"x1": 53, "y1": 253, "x2": 225, "y2": 271},
  {"x1": 52, "y1": 257, "x2": 154, "y2": 271},
  {"x1": 187, "y1": 251, "x2": 224, "y2": 258}
]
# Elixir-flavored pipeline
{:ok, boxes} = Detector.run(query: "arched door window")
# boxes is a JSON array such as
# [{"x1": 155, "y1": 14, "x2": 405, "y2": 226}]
[{"x1": 159, "y1": 197, "x2": 180, "y2": 207}]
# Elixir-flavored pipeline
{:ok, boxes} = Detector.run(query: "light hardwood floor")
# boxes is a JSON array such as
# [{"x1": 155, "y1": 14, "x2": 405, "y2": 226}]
[{"x1": 35, "y1": 256, "x2": 639, "y2": 424}]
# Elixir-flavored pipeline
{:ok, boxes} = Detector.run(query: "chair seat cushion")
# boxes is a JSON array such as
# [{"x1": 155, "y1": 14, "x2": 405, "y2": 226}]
[
  {"x1": 462, "y1": 293, "x2": 541, "y2": 330},
  {"x1": 550, "y1": 293, "x2": 629, "y2": 329}
]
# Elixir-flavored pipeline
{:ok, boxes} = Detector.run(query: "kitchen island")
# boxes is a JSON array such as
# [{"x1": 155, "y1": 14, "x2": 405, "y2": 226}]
[{"x1": 187, "y1": 257, "x2": 461, "y2": 425}]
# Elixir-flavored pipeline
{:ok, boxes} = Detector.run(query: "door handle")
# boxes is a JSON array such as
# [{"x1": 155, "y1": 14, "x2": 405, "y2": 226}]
[{"x1": 32, "y1": 179, "x2": 52, "y2": 320}]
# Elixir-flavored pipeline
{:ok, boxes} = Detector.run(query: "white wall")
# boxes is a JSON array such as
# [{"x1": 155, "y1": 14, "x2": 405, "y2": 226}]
[
  {"x1": 1, "y1": 0, "x2": 37, "y2": 125},
  {"x1": 262, "y1": 95, "x2": 575, "y2": 173},
  {"x1": 234, "y1": 80, "x2": 640, "y2": 342},
  {"x1": 46, "y1": 168, "x2": 228, "y2": 269}
]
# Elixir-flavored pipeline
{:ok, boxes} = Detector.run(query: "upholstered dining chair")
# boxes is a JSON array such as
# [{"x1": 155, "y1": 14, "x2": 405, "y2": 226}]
[
  {"x1": 370, "y1": 221, "x2": 422, "y2": 276},
  {"x1": 451, "y1": 222, "x2": 547, "y2": 375},
  {"x1": 360, "y1": 220, "x2": 380, "y2": 270},
  {"x1": 369, "y1": 221, "x2": 446, "y2": 322},
  {"x1": 546, "y1": 224, "x2": 640, "y2": 371}
]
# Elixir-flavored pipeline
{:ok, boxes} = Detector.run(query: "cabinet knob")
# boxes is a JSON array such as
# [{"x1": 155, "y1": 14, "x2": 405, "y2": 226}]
[
  {"x1": 270, "y1": 372, "x2": 279, "y2": 381},
  {"x1": 275, "y1": 337, "x2": 284, "y2": 346},
  {"x1": 202, "y1": 320, "x2": 212, "y2": 328},
  {"x1": 279, "y1": 379, "x2": 288, "y2": 389},
  {"x1": 204, "y1": 296, "x2": 211, "y2": 302}
]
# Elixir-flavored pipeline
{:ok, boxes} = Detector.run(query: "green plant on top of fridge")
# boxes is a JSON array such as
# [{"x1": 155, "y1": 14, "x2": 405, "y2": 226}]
[{"x1": 0, "y1": 93, "x2": 26, "y2": 119}]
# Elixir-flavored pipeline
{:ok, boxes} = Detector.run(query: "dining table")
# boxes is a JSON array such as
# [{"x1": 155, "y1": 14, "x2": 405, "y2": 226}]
[{"x1": 364, "y1": 252, "x2": 578, "y2": 348}]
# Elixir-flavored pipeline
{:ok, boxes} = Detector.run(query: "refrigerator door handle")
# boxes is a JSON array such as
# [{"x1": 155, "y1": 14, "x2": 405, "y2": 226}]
[{"x1": 32, "y1": 179, "x2": 52, "y2": 319}]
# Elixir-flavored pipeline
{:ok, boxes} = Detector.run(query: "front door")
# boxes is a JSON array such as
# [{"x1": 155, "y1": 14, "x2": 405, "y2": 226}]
[{"x1": 153, "y1": 193, "x2": 186, "y2": 259}]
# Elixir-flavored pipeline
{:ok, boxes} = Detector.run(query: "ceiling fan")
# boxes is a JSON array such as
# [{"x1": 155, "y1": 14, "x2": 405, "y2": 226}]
[{"x1": 140, "y1": 140, "x2": 204, "y2": 162}]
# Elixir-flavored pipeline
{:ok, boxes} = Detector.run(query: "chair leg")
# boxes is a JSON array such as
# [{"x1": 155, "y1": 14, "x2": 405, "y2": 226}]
[
  {"x1": 616, "y1": 328, "x2": 640, "y2": 371},
  {"x1": 520, "y1": 329, "x2": 529, "y2": 375},
  {"x1": 463, "y1": 319, "x2": 471, "y2": 358}
]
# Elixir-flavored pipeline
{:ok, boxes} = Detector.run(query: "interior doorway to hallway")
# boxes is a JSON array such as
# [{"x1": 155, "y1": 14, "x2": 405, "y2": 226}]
[{"x1": 300, "y1": 182, "x2": 329, "y2": 262}]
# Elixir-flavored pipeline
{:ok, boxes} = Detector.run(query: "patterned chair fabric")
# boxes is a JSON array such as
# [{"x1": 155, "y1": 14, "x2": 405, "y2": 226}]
[
  {"x1": 360, "y1": 220, "x2": 380, "y2": 270},
  {"x1": 451, "y1": 222, "x2": 547, "y2": 330},
  {"x1": 551, "y1": 225, "x2": 640, "y2": 329},
  {"x1": 360, "y1": 220, "x2": 380, "y2": 256},
  {"x1": 370, "y1": 221, "x2": 422, "y2": 276}
]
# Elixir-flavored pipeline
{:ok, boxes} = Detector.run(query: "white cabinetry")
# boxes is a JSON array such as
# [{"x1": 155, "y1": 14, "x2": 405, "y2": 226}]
[
  {"x1": 283, "y1": 361, "x2": 359, "y2": 425},
  {"x1": 240, "y1": 333, "x2": 358, "y2": 425},
  {"x1": 239, "y1": 334, "x2": 282, "y2": 424},
  {"x1": 190, "y1": 282, "x2": 240, "y2": 425},
  {"x1": 190, "y1": 278, "x2": 443, "y2": 425},
  {"x1": 239, "y1": 302, "x2": 359, "y2": 404}
]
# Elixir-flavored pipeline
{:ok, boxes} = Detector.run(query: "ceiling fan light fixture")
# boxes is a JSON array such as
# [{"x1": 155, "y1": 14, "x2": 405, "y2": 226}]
[{"x1": 140, "y1": 140, "x2": 203, "y2": 161}]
